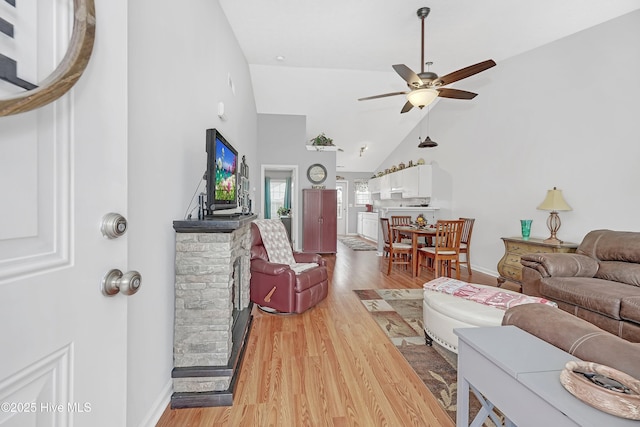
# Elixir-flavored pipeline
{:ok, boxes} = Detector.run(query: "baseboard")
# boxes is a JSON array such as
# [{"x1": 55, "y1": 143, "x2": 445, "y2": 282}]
[
  {"x1": 470, "y1": 265, "x2": 499, "y2": 278},
  {"x1": 137, "y1": 379, "x2": 172, "y2": 427}
]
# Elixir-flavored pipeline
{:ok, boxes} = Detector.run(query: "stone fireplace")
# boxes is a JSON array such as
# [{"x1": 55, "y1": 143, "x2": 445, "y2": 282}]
[{"x1": 171, "y1": 215, "x2": 256, "y2": 407}]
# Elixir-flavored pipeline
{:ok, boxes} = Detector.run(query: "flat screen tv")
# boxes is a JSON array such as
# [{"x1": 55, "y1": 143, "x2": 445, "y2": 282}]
[{"x1": 205, "y1": 128, "x2": 238, "y2": 215}]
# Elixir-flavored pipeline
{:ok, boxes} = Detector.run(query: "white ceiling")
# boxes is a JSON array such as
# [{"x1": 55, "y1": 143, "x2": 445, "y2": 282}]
[{"x1": 219, "y1": 0, "x2": 640, "y2": 172}]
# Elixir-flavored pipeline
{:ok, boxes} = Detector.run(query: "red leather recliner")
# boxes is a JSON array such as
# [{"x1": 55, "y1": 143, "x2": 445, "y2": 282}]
[{"x1": 250, "y1": 222, "x2": 328, "y2": 314}]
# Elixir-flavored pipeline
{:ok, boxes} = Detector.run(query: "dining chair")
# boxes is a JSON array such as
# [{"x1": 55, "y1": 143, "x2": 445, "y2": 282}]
[
  {"x1": 457, "y1": 217, "x2": 475, "y2": 276},
  {"x1": 390, "y1": 215, "x2": 413, "y2": 243},
  {"x1": 380, "y1": 218, "x2": 412, "y2": 275},
  {"x1": 380, "y1": 217, "x2": 391, "y2": 258},
  {"x1": 417, "y1": 219, "x2": 464, "y2": 279}
]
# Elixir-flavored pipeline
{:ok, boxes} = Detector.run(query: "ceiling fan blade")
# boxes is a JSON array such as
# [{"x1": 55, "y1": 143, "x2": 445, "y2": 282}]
[
  {"x1": 437, "y1": 88, "x2": 478, "y2": 100},
  {"x1": 358, "y1": 91, "x2": 407, "y2": 101},
  {"x1": 392, "y1": 64, "x2": 422, "y2": 88},
  {"x1": 400, "y1": 100, "x2": 414, "y2": 114},
  {"x1": 435, "y1": 59, "x2": 496, "y2": 86}
]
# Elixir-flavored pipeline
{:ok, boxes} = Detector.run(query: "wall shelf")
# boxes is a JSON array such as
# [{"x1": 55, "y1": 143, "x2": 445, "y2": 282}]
[{"x1": 306, "y1": 145, "x2": 339, "y2": 152}]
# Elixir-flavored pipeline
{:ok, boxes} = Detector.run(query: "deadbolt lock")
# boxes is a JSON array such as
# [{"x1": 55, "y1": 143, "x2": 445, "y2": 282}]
[{"x1": 101, "y1": 213, "x2": 128, "y2": 239}]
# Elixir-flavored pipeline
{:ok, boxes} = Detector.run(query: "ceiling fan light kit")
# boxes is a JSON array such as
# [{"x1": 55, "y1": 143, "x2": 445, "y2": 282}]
[
  {"x1": 407, "y1": 88, "x2": 438, "y2": 108},
  {"x1": 358, "y1": 6, "x2": 496, "y2": 114}
]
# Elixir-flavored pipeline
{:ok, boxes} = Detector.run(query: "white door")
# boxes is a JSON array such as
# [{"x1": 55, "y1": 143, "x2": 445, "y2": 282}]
[
  {"x1": 0, "y1": 2, "x2": 128, "y2": 426},
  {"x1": 336, "y1": 181, "x2": 348, "y2": 235}
]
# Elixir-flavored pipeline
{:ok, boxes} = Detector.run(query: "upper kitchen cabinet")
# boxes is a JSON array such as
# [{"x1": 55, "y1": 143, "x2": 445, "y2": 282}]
[
  {"x1": 370, "y1": 165, "x2": 432, "y2": 199},
  {"x1": 380, "y1": 174, "x2": 391, "y2": 200},
  {"x1": 401, "y1": 164, "x2": 432, "y2": 198},
  {"x1": 369, "y1": 176, "x2": 381, "y2": 193}
]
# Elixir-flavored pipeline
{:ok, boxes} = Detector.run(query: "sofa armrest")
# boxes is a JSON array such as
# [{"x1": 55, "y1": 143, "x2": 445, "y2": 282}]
[
  {"x1": 293, "y1": 252, "x2": 326, "y2": 266},
  {"x1": 503, "y1": 304, "x2": 640, "y2": 379},
  {"x1": 250, "y1": 259, "x2": 292, "y2": 276},
  {"x1": 520, "y1": 253, "x2": 598, "y2": 278}
]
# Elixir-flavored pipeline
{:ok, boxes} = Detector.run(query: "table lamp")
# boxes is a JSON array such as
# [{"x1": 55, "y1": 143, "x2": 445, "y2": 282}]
[{"x1": 537, "y1": 187, "x2": 572, "y2": 244}]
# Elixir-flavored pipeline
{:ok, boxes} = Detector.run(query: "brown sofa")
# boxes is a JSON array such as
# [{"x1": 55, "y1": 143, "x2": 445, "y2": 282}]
[
  {"x1": 503, "y1": 304, "x2": 640, "y2": 379},
  {"x1": 249, "y1": 222, "x2": 328, "y2": 314},
  {"x1": 520, "y1": 229, "x2": 640, "y2": 342}
]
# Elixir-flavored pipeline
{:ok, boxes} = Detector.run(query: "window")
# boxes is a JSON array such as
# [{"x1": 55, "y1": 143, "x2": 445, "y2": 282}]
[
  {"x1": 269, "y1": 179, "x2": 286, "y2": 218},
  {"x1": 354, "y1": 180, "x2": 370, "y2": 205}
]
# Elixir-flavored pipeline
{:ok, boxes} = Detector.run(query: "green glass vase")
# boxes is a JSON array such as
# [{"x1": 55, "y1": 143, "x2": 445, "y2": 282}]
[{"x1": 520, "y1": 219, "x2": 532, "y2": 240}]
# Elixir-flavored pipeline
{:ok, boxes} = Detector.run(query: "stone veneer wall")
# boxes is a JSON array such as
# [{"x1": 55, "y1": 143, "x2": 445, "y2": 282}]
[{"x1": 173, "y1": 223, "x2": 251, "y2": 393}]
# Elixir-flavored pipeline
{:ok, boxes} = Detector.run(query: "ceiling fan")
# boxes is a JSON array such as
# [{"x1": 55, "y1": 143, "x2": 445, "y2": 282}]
[{"x1": 358, "y1": 7, "x2": 496, "y2": 114}]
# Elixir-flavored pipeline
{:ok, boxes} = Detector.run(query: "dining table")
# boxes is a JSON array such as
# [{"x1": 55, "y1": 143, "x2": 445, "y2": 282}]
[{"x1": 392, "y1": 225, "x2": 437, "y2": 277}]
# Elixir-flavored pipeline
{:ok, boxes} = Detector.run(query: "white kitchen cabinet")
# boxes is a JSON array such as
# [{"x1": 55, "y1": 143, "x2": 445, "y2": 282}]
[
  {"x1": 373, "y1": 164, "x2": 432, "y2": 199},
  {"x1": 390, "y1": 170, "x2": 403, "y2": 193},
  {"x1": 357, "y1": 212, "x2": 364, "y2": 235},
  {"x1": 368, "y1": 176, "x2": 381, "y2": 193},
  {"x1": 358, "y1": 212, "x2": 379, "y2": 242},
  {"x1": 380, "y1": 175, "x2": 391, "y2": 199},
  {"x1": 401, "y1": 165, "x2": 432, "y2": 198}
]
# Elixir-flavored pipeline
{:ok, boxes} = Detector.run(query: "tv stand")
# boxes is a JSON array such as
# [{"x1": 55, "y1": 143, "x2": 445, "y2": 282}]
[
  {"x1": 205, "y1": 213, "x2": 242, "y2": 220},
  {"x1": 174, "y1": 214, "x2": 257, "y2": 233}
]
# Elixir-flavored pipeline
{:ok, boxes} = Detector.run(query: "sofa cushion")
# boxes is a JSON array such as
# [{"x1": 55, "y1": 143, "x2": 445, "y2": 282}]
[
  {"x1": 621, "y1": 296, "x2": 640, "y2": 325},
  {"x1": 578, "y1": 229, "x2": 640, "y2": 263},
  {"x1": 540, "y1": 277, "x2": 640, "y2": 320},
  {"x1": 596, "y1": 261, "x2": 640, "y2": 287}
]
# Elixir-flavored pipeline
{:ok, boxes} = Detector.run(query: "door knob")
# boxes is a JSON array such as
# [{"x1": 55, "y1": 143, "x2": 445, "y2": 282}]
[{"x1": 101, "y1": 269, "x2": 142, "y2": 296}]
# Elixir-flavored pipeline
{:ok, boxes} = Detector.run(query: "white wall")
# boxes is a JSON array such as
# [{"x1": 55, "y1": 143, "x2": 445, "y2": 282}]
[
  {"x1": 376, "y1": 10, "x2": 640, "y2": 276},
  {"x1": 257, "y1": 113, "x2": 337, "y2": 249},
  {"x1": 127, "y1": 0, "x2": 258, "y2": 425}
]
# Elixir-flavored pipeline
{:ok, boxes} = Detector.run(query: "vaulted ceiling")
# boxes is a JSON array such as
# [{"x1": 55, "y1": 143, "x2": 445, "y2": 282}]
[{"x1": 219, "y1": 0, "x2": 640, "y2": 172}]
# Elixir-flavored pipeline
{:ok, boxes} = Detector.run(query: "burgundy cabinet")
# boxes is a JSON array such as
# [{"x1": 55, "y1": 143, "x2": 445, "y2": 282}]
[{"x1": 303, "y1": 189, "x2": 337, "y2": 253}]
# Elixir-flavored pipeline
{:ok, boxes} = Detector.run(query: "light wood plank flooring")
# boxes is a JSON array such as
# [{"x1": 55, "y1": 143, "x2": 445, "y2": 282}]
[{"x1": 157, "y1": 239, "x2": 502, "y2": 426}]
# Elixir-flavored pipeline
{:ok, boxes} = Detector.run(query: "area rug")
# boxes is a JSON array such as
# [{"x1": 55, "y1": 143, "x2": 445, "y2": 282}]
[
  {"x1": 354, "y1": 288, "x2": 497, "y2": 426},
  {"x1": 338, "y1": 236, "x2": 377, "y2": 251}
]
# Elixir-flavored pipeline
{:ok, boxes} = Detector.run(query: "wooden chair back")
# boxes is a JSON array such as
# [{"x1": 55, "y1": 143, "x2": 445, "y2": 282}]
[
  {"x1": 380, "y1": 217, "x2": 391, "y2": 245},
  {"x1": 433, "y1": 220, "x2": 464, "y2": 252},
  {"x1": 380, "y1": 217, "x2": 412, "y2": 274},
  {"x1": 390, "y1": 216, "x2": 412, "y2": 226},
  {"x1": 391, "y1": 216, "x2": 412, "y2": 242},
  {"x1": 418, "y1": 219, "x2": 464, "y2": 279},
  {"x1": 460, "y1": 218, "x2": 475, "y2": 246},
  {"x1": 457, "y1": 217, "x2": 475, "y2": 275}
]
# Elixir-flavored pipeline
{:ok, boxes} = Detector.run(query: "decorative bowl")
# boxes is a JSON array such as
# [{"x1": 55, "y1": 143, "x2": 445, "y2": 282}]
[{"x1": 560, "y1": 360, "x2": 640, "y2": 420}]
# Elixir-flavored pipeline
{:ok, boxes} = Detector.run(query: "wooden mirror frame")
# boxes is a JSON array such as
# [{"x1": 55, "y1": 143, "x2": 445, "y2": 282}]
[{"x1": 0, "y1": 0, "x2": 96, "y2": 117}]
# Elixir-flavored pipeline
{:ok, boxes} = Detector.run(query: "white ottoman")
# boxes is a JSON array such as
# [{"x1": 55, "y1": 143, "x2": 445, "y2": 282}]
[{"x1": 423, "y1": 284, "x2": 521, "y2": 353}]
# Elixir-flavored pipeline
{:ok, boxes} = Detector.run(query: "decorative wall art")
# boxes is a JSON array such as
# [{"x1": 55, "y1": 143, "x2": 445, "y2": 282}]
[{"x1": 0, "y1": 0, "x2": 96, "y2": 116}]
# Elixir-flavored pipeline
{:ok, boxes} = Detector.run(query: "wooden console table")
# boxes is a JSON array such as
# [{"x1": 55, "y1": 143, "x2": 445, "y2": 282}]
[
  {"x1": 497, "y1": 237, "x2": 577, "y2": 289},
  {"x1": 455, "y1": 326, "x2": 638, "y2": 426}
]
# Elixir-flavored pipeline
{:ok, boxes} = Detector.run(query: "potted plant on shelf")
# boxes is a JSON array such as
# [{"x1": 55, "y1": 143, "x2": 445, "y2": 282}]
[
  {"x1": 310, "y1": 133, "x2": 334, "y2": 146},
  {"x1": 277, "y1": 207, "x2": 291, "y2": 217}
]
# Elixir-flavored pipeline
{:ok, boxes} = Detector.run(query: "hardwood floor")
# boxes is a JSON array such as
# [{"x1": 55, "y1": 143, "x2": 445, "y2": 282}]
[{"x1": 156, "y1": 239, "x2": 500, "y2": 426}]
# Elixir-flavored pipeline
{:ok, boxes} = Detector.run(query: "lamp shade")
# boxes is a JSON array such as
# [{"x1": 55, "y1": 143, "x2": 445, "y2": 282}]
[
  {"x1": 418, "y1": 136, "x2": 438, "y2": 148},
  {"x1": 537, "y1": 187, "x2": 572, "y2": 212},
  {"x1": 406, "y1": 88, "x2": 438, "y2": 108}
]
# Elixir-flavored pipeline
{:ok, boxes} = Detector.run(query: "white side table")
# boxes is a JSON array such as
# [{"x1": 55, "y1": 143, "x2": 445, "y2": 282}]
[{"x1": 455, "y1": 326, "x2": 638, "y2": 427}]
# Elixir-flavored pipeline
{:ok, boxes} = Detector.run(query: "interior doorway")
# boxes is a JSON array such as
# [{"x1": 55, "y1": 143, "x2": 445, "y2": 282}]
[
  {"x1": 336, "y1": 180, "x2": 348, "y2": 235},
  {"x1": 261, "y1": 165, "x2": 299, "y2": 250}
]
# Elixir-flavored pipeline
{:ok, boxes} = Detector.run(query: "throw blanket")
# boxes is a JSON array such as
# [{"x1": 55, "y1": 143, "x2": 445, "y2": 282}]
[
  {"x1": 254, "y1": 219, "x2": 318, "y2": 274},
  {"x1": 423, "y1": 277, "x2": 557, "y2": 310}
]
